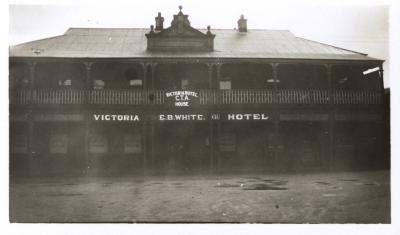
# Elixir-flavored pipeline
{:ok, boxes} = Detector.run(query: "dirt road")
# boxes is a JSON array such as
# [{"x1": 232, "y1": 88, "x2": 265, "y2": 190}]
[{"x1": 9, "y1": 170, "x2": 390, "y2": 223}]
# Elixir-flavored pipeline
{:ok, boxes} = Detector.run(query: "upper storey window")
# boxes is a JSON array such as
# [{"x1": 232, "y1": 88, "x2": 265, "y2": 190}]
[
  {"x1": 277, "y1": 64, "x2": 328, "y2": 89},
  {"x1": 125, "y1": 68, "x2": 142, "y2": 88},
  {"x1": 219, "y1": 78, "x2": 232, "y2": 90},
  {"x1": 58, "y1": 79, "x2": 72, "y2": 87},
  {"x1": 93, "y1": 80, "x2": 105, "y2": 89},
  {"x1": 333, "y1": 65, "x2": 381, "y2": 90},
  {"x1": 90, "y1": 63, "x2": 143, "y2": 89}
]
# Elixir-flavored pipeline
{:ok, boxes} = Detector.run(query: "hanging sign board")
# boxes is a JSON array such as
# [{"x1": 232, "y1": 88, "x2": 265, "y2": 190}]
[{"x1": 165, "y1": 90, "x2": 199, "y2": 107}]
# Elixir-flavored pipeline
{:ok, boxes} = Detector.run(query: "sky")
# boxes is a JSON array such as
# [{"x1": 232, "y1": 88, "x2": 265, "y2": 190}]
[{"x1": 8, "y1": 1, "x2": 390, "y2": 86}]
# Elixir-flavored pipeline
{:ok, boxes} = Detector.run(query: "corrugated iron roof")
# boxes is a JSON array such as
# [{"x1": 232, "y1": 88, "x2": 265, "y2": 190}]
[{"x1": 9, "y1": 28, "x2": 380, "y2": 61}]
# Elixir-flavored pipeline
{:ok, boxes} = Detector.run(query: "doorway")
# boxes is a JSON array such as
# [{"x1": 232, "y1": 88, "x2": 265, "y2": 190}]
[{"x1": 153, "y1": 122, "x2": 210, "y2": 173}]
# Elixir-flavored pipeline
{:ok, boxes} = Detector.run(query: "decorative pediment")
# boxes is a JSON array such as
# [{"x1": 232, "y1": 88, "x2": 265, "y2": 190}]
[{"x1": 146, "y1": 6, "x2": 215, "y2": 52}]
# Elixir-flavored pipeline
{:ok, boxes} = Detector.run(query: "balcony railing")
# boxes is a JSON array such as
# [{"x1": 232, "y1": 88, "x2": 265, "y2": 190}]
[{"x1": 10, "y1": 89, "x2": 382, "y2": 106}]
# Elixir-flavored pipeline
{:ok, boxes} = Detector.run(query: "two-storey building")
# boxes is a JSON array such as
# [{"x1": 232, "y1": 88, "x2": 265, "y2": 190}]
[{"x1": 9, "y1": 7, "x2": 386, "y2": 176}]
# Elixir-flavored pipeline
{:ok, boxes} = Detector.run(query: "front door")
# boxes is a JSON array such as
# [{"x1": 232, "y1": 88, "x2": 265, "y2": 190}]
[{"x1": 155, "y1": 123, "x2": 210, "y2": 173}]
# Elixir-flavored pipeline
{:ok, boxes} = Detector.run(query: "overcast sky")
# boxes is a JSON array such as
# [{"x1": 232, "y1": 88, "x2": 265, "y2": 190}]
[{"x1": 8, "y1": 1, "x2": 390, "y2": 86}]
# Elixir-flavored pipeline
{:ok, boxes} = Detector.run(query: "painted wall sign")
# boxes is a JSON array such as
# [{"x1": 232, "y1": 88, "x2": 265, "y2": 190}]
[
  {"x1": 159, "y1": 114, "x2": 205, "y2": 121},
  {"x1": 165, "y1": 90, "x2": 199, "y2": 107},
  {"x1": 93, "y1": 114, "x2": 140, "y2": 121},
  {"x1": 92, "y1": 113, "x2": 270, "y2": 122},
  {"x1": 226, "y1": 113, "x2": 269, "y2": 121}
]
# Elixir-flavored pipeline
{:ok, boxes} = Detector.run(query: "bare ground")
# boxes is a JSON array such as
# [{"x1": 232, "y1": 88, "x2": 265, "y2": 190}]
[{"x1": 9, "y1": 170, "x2": 390, "y2": 223}]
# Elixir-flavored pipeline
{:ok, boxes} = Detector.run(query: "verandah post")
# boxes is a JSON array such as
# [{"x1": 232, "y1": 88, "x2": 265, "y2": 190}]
[
  {"x1": 207, "y1": 63, "x2": 215, "y2": 172},
  {"x1": 83, "y1": 62, "x2": 93, "y2": 174},
  {"x1": 271, "y1": 63, "x2": 280, "y2": 171},
  {"x1": 326, "y1": 64, "x2": 334, "y2": 171},
  {"x1": 215, "y1": 63, "x2": 222, "y2": 172},
  {"x1": 27, "y1": 61, "x2": 36, "y2": 174}
]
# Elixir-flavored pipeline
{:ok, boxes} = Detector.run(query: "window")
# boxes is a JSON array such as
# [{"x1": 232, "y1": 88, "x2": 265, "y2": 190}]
[
  {"x1": 129, "y1": 79, "x2": 143, "y2": 86},
  {"x1": 10, "y1": 134, "x2": 28, "y2": 154},
  {"x1": 49, "y1": 133, "x2": 68, "y2": 154},
  {"x1": 181, "y1": 79, "x2": 189, "y2": 89},
  {"x1": 93, "y1": 80, "x2": 105, "y2": 89},
  {"x1": 125, "y1": 68, "x2": 142, "y2": 88},
  {"x1": 58, "y1": 79, "x2": 72, "y2": 87},
  {"x1": 220, "y1": 76, "x2": 232, "y2": 90},
  {"x1": 124, "y1": 134, "x2": 142, "y2": 154},
  {"x1": 89, "y1": 134, "x2": 108, "y2": 154},
  {"x1": 220, "y1": 132, "x2": 236, "y2": 152},
  {"x1": 220, "y1": 81, "x2": 231, "y2": 90}
]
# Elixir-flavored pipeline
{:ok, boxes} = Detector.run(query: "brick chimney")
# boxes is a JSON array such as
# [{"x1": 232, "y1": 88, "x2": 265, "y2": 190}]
[
  {"x1": 237, "y1": 14, "x2": 247, "y2": 32},
  {"x1": 155, "y1": 12, "x2": 164, "y2": 31}
]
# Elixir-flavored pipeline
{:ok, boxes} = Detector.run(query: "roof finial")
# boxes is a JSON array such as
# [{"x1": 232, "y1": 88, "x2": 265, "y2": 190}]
[{"x1": 179, "y1": 5, "x2": 182, "y2": 12}]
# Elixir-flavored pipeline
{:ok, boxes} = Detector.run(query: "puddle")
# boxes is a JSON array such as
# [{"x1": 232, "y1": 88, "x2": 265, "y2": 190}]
[
  {"x1": 315, "y1": 181, "x2": 330, "y2": 185},
  {"x1": 242, "y1": 183, "x2": 288, "y2": 191},
  {"x1": 323, "y1": 194, "x2": 337, "y2": 197},
  {"x1": 151, "y1": 182, "x2": 163, "y2": 185},
  {"x1": 338, "y1": 179, "x2": 358, "y2": 182},
  {"x1": 102, "y1": 182, "x2": 113, "y2": 187},
  {"x1": 46, "y1": 193, "x2": 84, "y2": 197},
  {"x1": 363, "y1": 183, "x2": 377, "y2": 186},
  {"x1": 246, "y1": 177, "x2": 262, "y2": 180},
  {"x1": 260, "y1": 179, "x2": 277, "y2": 182},
  {"x1": 271, "y1": 180, "x2": 288, "y2": 186},
  {"x1": 215, "y1": 183, "x2": 240, "y2": 188}
]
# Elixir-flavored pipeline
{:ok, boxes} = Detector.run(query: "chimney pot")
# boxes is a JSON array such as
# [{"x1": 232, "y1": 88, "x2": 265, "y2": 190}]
[
  {"x1": 238, "y1": 14, "x2": 247, "y2": 32},
  {"x1": 155, "y1": 12, "x2": 164, "y2": 31}
]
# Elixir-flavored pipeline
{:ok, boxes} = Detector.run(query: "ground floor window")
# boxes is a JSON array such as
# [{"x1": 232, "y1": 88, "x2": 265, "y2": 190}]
[
  {"x1": 124, "y1": 133, "x2": 142, "y2": 154},
  {"x1": 89, "y1": 133, "x2": 108, "y2": 154}
]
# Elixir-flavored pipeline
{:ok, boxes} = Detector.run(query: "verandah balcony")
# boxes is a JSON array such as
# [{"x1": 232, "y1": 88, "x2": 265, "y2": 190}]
[{"x1": 10, "y1": 89, "x2": 383, "y2": 106}]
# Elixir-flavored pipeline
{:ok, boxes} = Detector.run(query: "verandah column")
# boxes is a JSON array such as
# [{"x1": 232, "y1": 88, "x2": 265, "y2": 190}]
[
  {"x1": 271, "y1": 62, "x2": 281, "y2": 171},
  {"x1": 215, "y1": 63, "x2": 222, "y2": 172},
  {"x1": 27, "y1": 61, "x2": 36, "y2": 163},
  {"x1": 378, "y1": 64, "x2": 386, "y2": 165},
  {"x1": 83, "y1": 62, "x2": 93, "y2": 173},
  {"x1": 207, "y1": 63, "x2": 215, "y2": 172},
  {"x1": 149, "y1": 63, "x2": 157, "y2": 171},
  {"x1": 140, "y1": 62, "x2": 148, "y2": 174},
  {"x1": 326, "y1": 64, "x2": 334, "y2": 170}
]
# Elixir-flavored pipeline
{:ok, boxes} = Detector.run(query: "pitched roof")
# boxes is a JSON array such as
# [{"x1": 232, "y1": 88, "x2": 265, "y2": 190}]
[{"x1": 9, "y1": 27, "x2": 380, "y2": 61}]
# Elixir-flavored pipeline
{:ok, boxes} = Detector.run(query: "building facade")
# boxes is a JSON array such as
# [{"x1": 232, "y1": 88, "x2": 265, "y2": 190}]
[{"x1": 9, "y1": 7, "x2": 387, "y2": 176}]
